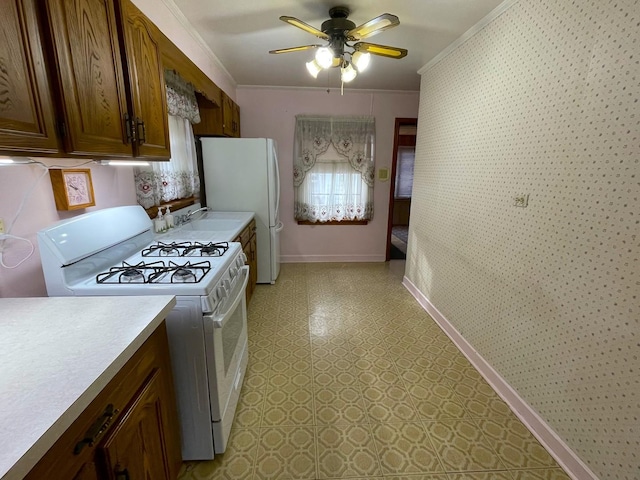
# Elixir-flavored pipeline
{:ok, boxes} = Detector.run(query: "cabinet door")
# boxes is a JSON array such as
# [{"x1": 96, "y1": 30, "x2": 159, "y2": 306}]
[
  {"x1": 0, "y1": 0, "x2": 60, "y2": 154},
  {"x1": 45, "y1": 0, "x2": 133, "y2": 157},
  {"x1": 100, "y1": 369, "x2": 173, "y2": 480},
  {"x1": 72, "y1": 461, "x2": 101, "y2": 480},
  {"x1": 221, "y1": 92, "x2": 234, "y2": 137},
  {"x1": 120, "y1": 0, "x2": 170, "y2": 159},
  {"x1": 232, "y1": 101, "x2": 240, "y2": 137}
]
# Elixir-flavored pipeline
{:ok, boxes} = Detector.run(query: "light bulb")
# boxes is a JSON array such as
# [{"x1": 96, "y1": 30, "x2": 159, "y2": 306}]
[
  {"x1": 306, "y1": 59, "x2": 322, "y2": 78},
  {"x1": 352, "y1": 51, "x2": 371, "y2": 72},
  {"x1": 315, "y1": 47, "x2": 334, "y2": 69},
  {"x1": 341, "y1": 62, "x2": 357, "y2": 83}
]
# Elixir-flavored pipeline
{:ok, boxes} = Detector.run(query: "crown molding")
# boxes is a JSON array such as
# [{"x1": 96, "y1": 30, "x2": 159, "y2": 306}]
[
  {"x1": 418, "y1": 0, "x2": 521, "y2": 75},
  {"x1": 157, "y1": 0, "x2": 236, "y2": 89},
  {"x1": 237, "y1": 85, "x2": 420, "y2": 95}
]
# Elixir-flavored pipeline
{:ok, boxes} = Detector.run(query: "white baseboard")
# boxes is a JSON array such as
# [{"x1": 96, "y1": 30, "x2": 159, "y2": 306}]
[
  {"x1": 402, "y1": 276, "x2": 599, "y2": 480},
  {"x1": 280, "y1": 254, "x2": 386, "y2": 263}
]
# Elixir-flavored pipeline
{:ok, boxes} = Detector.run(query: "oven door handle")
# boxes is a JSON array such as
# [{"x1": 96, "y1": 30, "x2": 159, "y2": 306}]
[{"x1": 207, "y1": 266, "x2": 249, "y2": 329}]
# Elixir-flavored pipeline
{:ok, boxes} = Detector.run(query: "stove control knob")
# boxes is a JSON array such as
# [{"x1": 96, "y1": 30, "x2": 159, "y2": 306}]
[
  {"x1": 230, "y1": 266, "x2": 239, "y2": 279},
  {"x1": 217, "y1": 286, "x2": 227, "y2": 301},
  {"x1": 223, "y1": 279, "x2": 231, "y2": 292}
]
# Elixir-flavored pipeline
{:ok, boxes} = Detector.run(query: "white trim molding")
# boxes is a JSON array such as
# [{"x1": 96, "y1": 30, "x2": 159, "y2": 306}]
[
  {"x1": 157, "y1": 0, "x2": 237, "y2": 90},
  {"x1": 418, "y1": 0, "x2": 521, "y2": 75},
  {"x1": 281, "y1": 254, "x2": 385, "y2": 263},
  {"x1": 402, "y1": 276, "x2": 600, "y2": 480},
  {"x1": 236, "y1": 85, "x2": 420, "y2": 95}
]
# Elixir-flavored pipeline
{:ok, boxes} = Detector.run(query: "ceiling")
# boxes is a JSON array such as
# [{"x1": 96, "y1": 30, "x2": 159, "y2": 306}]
[{"x1": 171, "y1": 0, "x2": 507, "y2": 91}]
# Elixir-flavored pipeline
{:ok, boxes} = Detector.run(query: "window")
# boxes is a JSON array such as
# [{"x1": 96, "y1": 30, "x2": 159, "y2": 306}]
[
  {"x1": 134, "y1": 71, "x2": 201, "y2": 212},
  {"x1": 394, "y1": 146, "x2": 415, "y2": 198},
  {"x1": 293, "y1": 115, "x2": 375, "y2": 223}
]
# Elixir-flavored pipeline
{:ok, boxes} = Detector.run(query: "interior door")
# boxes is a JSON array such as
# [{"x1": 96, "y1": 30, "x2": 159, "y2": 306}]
[{"x1": 386, "y1": 118, "x2": 417, "y2": 261}]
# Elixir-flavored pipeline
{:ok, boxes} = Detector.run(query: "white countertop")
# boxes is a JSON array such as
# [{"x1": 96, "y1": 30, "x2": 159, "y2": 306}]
[
  {"x1": 0, "y1": 295, "x2": 176, "y2": 480},
  {"x1": 158, "y1": 210, "x2": 255, "y2": 243}
]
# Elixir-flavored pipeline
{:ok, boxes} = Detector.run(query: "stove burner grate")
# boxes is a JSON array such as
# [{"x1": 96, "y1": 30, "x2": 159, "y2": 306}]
[
  {"x1": 148, "y1": 261, "x2": 211, "y2": 284},
  {"x1": 142, "y1": 241, "x2": 230, "y2": 257},
  {"x1": 96, "y1": 260, "x2": 211, "y2": 284}
]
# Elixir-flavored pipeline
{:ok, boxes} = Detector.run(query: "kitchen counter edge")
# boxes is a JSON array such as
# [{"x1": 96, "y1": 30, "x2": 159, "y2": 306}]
[{"x1": 0, "y1": 295, "x2": 177, "y2": 480}]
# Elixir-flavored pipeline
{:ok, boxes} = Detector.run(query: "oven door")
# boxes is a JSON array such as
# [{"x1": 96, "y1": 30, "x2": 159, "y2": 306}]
[{"x1": 203, "y1": 265, "x2": 249, "y2": 452}]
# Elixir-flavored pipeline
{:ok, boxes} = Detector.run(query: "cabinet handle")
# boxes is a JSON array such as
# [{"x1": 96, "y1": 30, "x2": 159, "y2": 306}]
[
  {"x1": 124, "y1": 114, "x2": 135, "y2": 144},
  {"x1": 115, "y1": 466, "x2": 130, "y2": 480},
  {"x1": 136, "y1": 118, "x2": 146, "y2": 145},
  {"x1": 73, "y1": 404, "x2": 119, "y2": 455}
]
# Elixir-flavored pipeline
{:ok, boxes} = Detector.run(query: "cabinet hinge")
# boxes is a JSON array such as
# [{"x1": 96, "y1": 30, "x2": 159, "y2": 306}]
[{"x1": 124, "y1": 114, "x2": 136, "y2": 144}]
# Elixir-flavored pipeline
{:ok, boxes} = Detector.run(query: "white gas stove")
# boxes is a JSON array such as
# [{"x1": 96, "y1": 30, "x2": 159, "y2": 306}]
[{"x1": 37, "y1": 205, "x2": 249, "y2": 460}]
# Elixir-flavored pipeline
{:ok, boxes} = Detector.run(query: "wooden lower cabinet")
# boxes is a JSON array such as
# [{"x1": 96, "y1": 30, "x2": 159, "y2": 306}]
[
  {"x1": 235, "y1": 218, "x2": 257, "y2": 304},
  {"x1": 100, "y1": 370, "x2": 171, "y2": 480},
  {"x1": 25, "y1": 323, "x2": 181, "y2": 480}
]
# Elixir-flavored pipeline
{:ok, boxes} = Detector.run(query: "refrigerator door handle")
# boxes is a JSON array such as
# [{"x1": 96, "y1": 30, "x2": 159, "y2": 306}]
[
  {"x1": 275, "y1": 221, "x2": 284, "y2": 232},
  {"x1": 272, "y1": 141, "x2": 281, "y2": 220}
]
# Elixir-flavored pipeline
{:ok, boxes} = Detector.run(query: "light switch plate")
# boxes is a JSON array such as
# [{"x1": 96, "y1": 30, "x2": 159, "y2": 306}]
[
  {"x1": 378, "y1": 168, "x2": 389, "y2": 181},
  {"x1": 0, "y1": 218, "x2": 4, "y2": 234}
]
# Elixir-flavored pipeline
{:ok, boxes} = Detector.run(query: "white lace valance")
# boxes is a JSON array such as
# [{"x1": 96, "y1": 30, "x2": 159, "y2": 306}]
[
  {"x1": 293, "y1": 115, "x2": 375, "y2": 187},
  {"x1": 164, "y1": 69, "x2": 201, "y2": 124}
]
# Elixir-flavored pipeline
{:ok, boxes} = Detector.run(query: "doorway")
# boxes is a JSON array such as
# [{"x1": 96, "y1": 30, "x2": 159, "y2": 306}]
[{"x1": 386, "y1": 118, "x2": 417, "y2": 261}]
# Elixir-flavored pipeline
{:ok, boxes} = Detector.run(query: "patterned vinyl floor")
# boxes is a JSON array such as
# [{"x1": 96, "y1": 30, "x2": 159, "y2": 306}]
[{"x1": 178, "y1": 262, "x2": 571, "y2": 480}]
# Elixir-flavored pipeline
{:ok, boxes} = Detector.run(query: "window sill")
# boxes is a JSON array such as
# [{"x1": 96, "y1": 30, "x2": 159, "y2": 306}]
[
  {"x1": 144, "y1": 196, "x2": 198, "y2": 219},
  {"x1": 297, "y1": 220, "x2": 369, "y2": 225}
]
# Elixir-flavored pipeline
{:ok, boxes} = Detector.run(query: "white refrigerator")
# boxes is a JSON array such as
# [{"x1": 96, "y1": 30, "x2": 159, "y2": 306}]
[{"x1": 199, "y1": 137, "x2": 282, "y2": 284}]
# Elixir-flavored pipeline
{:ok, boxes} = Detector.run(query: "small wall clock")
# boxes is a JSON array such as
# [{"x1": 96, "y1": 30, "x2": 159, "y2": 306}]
[{"x1": 49, "y1": 168, "x2": 96, "y2": 210}]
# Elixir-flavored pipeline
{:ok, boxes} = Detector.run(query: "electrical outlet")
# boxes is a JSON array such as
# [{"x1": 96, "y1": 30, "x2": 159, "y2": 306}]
[
  {"x1": 514, "y1": 194, "x2": 529, "y2": 208},
  {"x1": 0, "y1": 218, "x2": 4, "y2": 234}
]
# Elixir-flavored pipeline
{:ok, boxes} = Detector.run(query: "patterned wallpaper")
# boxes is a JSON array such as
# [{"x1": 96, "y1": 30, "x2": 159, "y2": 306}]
[{"x1": 406, "y1": 1, "x2": 639, "y2": 479}]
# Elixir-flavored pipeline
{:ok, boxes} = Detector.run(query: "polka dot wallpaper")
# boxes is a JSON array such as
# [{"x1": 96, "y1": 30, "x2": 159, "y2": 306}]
[{"x1": 406, "y1": 1, "x2": 639, "y2": 479}]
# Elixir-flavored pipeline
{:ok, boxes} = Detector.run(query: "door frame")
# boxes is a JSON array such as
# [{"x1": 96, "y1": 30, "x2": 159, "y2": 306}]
[{"x1": 385, "y1": 118, "x2": 417, "y2": 261}]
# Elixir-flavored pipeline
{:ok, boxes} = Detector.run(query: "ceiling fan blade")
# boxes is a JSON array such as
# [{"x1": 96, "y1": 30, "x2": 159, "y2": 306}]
[
  {"x1": 347, "y1": 13, "x2": 399, "y2": 40},
  {"x1": 280, "y1": 16, "x2": 330, "y2": 40},
  {"x1": 269, "y1": 44, "x2": 322, "y2": 54},
  {"x1": 354, "y1": 41, "x2": 408, "y2": 59}
]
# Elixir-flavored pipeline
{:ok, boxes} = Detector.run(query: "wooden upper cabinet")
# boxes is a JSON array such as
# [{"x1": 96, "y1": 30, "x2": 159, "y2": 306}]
[
  {"x1": 42, "y1": 0, "x2": 169, "y2": 159},
  {"x1": 221, "y1": 91, "x2": 234, "y2": 137},
  {"x1": 220, "y1": 91, "x2": 240, "y2": 137},
  {"x1": 0, "y1": 0, "x2": 61, "y2": 154},
  {"x1": 192, "y1": 93, "x2": 224, "y2": 136},
  {"x1": 232, "y1": 101, "x2": 240, "y2": 137},
  {"x1": 119, "y1": 0, "x2": 170, "y2": 158},
  {"x1": 45, "y1": 0, "x2": 133, "y2": 157}
]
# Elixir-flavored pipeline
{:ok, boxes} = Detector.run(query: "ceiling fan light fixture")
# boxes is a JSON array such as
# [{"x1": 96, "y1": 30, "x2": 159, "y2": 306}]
[
  {"x1": 306, "y1": 59, "x2": 322, "y2": 78},
  {"x1": 341, "y1": 62, "x2": 357, "y2": 83},
  {"x1": 351, "y1": 51, "x2": 371, "y2": 72},
  {"x1": 315, "y1": 47, "x2": 334, "y2": 69}
]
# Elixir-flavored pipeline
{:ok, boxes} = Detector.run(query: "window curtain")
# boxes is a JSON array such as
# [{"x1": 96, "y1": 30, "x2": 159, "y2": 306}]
[
  {"x1": 134, "y1": 71, "x2": 201, "y2": 209},
  {"x1": 293, "y1": 115, "x2": 375, "y2": 222}
]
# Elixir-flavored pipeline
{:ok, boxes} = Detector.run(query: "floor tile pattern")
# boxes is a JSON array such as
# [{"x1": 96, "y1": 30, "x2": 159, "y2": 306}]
[{"x1": 178, "y1": 262, "x2": 571, "y2": 480}]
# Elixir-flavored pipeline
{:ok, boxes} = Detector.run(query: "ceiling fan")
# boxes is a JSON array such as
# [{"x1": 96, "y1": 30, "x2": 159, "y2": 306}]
[{"x1": 269, "y1": 6, "x2": 408, "y2": 83}]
